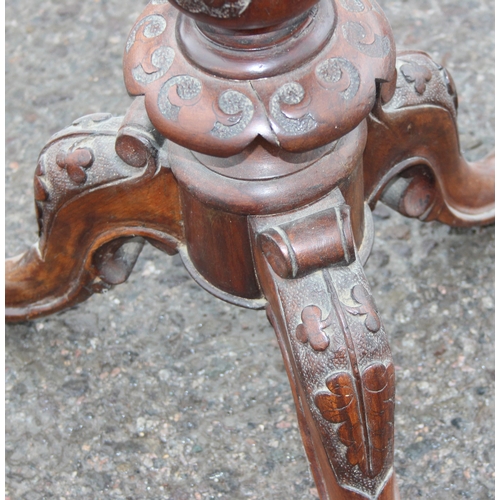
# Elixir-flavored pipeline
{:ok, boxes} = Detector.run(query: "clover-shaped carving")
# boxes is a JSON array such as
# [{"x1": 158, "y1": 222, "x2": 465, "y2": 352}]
[
  {"x1": 56, "y1": 147, "x2": 95, "y2": 185},
  {"x1": 400, "y1": 62, "x2": 432, "y2": 95},
  {"x1": 343, "y1": 284, "x2": 381, "y2": 333},
  {"x1": 296, "y1": 305, "x2": 332, "y2": 351}
]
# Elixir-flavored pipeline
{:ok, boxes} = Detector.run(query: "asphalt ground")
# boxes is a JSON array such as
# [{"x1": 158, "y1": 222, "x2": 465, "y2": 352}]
[{"x1": 5, "y1": 0, "x2": 494, "y2": 498}]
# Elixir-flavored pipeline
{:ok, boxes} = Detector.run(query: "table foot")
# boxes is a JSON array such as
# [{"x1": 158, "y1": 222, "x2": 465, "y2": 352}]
[{"x1": 365, "y1": 51, "x2": 494, "y2": 227}]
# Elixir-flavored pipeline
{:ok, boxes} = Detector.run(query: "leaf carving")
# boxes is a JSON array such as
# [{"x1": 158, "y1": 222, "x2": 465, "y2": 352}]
[
  {"x1": 315, "y1": 371, "x2": 365, "y2": 467},
  {"x1": 362, "y1": 362, "x2": 395, "y2": 476},
  {"x1": 314, "y1": 362, "x2": 395, "y2": 478}
]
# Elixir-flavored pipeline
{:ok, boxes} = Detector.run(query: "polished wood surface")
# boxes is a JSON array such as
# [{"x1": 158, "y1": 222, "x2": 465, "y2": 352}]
[{"x1": 5, "y1": 1, "x2": 494, "y2": 498}]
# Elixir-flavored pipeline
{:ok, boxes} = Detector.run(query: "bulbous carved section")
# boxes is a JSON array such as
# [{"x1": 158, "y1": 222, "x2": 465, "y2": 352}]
[{"x1": 124, "y1": 0, "x2": 395, "y2": 155}]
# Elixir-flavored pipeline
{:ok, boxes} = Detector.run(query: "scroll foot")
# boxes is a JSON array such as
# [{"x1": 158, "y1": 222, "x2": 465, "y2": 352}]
[{"x1": 365, "y1": 51, "x2": 494, "y2": 227}]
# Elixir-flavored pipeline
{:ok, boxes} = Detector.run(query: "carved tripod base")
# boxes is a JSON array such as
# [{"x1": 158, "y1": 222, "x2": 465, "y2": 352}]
[
  {"x1": 5, "y1": 0, "x2": 494, "y2": 494},
  {"x1": 6, "y1": 50, "x2": 494, "y2": 500}
]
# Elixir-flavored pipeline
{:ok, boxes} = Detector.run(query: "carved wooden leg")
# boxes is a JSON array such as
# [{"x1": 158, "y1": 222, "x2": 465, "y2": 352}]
[
  {"x1": 6, "y1": 99, "x2": 183, "y2": 322},
  {"x1": 250, "y1": 189, "x2": 398, "y2": 500},
  {"x1": 363, "y1": 51, "x2": 494, "y2": 227}
]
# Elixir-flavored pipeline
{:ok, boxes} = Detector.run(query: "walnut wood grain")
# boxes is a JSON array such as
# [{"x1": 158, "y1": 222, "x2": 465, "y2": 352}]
[
  {"x1": 6, "y1": 111, "x2": 183, "y2": 322},
  {"x1": 363, "y1": 51, "x2": 494, "y2": 226},
  {"x1": 4, "y1": 1, "x2": 494, "y2": 498},
  {"x1": 250, "y1": 189, "x2": 399, "y2": 500},
  {"x1": 180, "y1": 188, "x2": 262, "y2": 300}
]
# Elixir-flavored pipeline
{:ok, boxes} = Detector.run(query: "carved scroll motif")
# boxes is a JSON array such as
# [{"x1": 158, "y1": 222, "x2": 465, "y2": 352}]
[
  {"x1": 211, "y1": 90, "x2": 254, "y2": 139},
  {"x1": 270, "y1": 82, "x2": 317, "y2": 136},
  {"x1": 132, "y1": 46, "x2": 175, "y2": 85},
  {"x1": 339, "y1": 0, "x2": 365, "y2": 12},
  {"x1": 342, "y1": 21, "x2": 391, "y2": 58},
  {"x1": 315, "y1": 57, "x2": 361, "y2": 100},
  {"x1": 126, "y1": 14, "x2": 167, "y2": 53},
  {"x1": 158, "y1": 75, "x2": 202, "y2": 122}
]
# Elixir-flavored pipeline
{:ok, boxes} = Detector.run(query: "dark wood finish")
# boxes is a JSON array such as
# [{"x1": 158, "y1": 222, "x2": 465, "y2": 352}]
[
  {"x1": 122, "y1": 0, "x2": 395, "y2": 155},
  {"x1": 5, "y1": 1, "x2": 494, "y2": 499},
  {"x1": 6, "y1": 109, "x2": 183, "y2": 322},
  {"x1": 177, "y1": 0, "x2": 335, "y2": 79},
  {"x1": 115, "y1": 96, "x2": 165, "y2": 167},
  {"x1": 257, "y1": 205, "x2": 356, "y2": 280},
  {"x1": 364, "y1": 51, "x2": 494, "y2": 227},
  {"x1": 169, "y1": 0, "x2": 319, "y2": 30},
  {"x1": 180, "y1": 188, "x2": 262, "y2": 299},
  {"x1": 250, "y1": 189, "x2": 397, "y2": 499}
]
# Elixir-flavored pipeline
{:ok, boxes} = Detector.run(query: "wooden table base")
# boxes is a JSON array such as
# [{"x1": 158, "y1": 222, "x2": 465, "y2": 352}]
[{"x1": 5, "y1": 1, "x2": 494, "y2": 498}]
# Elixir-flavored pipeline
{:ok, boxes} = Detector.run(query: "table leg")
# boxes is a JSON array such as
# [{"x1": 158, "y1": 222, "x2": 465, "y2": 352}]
[
  {"x1": 364, "y1": 51, "x2": 494, "y2": 227},
  {"x1": 6, "y1": 102, "x2": 184, "y2": 322},
  {"x1": 250, "y1": 190, "x2": 398, "y2": 500}
]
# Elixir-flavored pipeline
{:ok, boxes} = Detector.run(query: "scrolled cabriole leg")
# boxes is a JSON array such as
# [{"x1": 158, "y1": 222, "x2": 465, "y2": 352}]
[
  {"x1": 250, "y1": 189, "x2": 399, "y2": 500},
  {"x1": 6, "y1": 98, "x2": 184, "y2": 322},
  {"x1": 364, "y1": 51, "x2": 494, "y2": 227}
]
